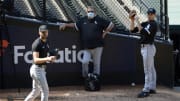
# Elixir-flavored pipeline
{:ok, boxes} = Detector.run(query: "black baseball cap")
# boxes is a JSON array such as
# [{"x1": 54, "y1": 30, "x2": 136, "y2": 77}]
[
  {"x1": 147, "y1": 8, "x2": 156, "y2": 14},
  {"x1": 39, "y1": 25, "x2": 48, "y2": 32}
]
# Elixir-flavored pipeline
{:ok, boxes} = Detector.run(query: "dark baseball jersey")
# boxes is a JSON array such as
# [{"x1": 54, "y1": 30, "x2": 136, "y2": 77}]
[
  {"x1": 75, "y1": 16, "x2": 111, "y2": 49},
  {"x1": 131, "y1": 20, "x2": 157, "y2": 44},
  {"x1": 32, "y1": 37, "x2": 49, "y2": 64}
]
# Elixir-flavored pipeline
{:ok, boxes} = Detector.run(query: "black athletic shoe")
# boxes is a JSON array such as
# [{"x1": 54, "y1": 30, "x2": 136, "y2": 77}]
[
  {"x1": 137, "y1": 91, "x2": 150, "y2": 98},
  {"x1": 149, "y1": 90, "x2": 156, "y2": 94}
]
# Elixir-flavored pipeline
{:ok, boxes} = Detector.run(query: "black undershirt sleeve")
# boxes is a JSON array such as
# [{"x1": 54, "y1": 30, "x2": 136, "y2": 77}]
[
  {"x1": 32, "y1": 40, "x2": 40, "y2": 52},
  {"x1": 130, "y1": 27, "x2": 139, "y2": 33}
]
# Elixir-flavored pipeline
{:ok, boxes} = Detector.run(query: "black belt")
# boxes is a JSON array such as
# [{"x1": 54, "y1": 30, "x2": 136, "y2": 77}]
[
  {"x1": 34, "y1": 64, "x2": 47, "y2": 68},
  {"x1": 141, "y1": 43, "x2": 154, "y2": 48}
]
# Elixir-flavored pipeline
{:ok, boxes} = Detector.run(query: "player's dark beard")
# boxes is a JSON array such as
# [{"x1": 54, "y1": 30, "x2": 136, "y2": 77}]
[
  {"x1": 41, "y1": 33, "x2": 47, "y2": 41},
  {"x1": 41, "y1": 36, "x2": 47, "y2": 40}
]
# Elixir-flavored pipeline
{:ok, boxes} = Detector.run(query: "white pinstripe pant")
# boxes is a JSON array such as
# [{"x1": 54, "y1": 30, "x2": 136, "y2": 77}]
[
  {"x1": 24, "y1": 64, "x2": 49, "y2": 101},
  {"x1": 141, "y1": 44, "x2": 157, "y2": 92}
]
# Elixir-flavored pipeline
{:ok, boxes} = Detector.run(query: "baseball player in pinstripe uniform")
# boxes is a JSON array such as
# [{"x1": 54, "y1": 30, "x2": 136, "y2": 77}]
[
  {"x1": 24, "y1": 25, "x2": 56, "y2": 101},
  {"x1": 129, "y1": 8, "x2": 158, "y2": 98}
]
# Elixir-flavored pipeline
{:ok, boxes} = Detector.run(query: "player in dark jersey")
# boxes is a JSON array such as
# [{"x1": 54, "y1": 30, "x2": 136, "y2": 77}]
[
  {"x1": 24, "y1": 25, "x2": 56, "y2": 101},
  {"x1": 129, "y1": 8, "x2": 158, "y2": 98}
]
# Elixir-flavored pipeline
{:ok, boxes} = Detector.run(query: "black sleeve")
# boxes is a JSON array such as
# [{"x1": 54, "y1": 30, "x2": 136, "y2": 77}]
[
  {"x1": 100, "y1": 17, "x2": 111, "y2": 30},
  {"x1": 75, "y1": 19, "x2": 82, "y2": 31},
  {"x1": 130, "y1": 22, "x2": 145, "y2": 33},
  {"x1": 32, "y1": 40, "x2": 40, "y2": 52},
  {"x1": 140, "y1": 22, "x2": 157, "y2": 36},
  {"x1": 130, "y1": 27, "x2": 139, "y2": 33}
]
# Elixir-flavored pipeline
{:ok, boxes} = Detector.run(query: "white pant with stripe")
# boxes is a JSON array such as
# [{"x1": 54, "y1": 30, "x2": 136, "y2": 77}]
[
  {"x1": 24, "y1": 64, "x2": 49, "y2": 101},
  {"x1": 141, "y1": 44, "x2": 157, "y2": 92}
]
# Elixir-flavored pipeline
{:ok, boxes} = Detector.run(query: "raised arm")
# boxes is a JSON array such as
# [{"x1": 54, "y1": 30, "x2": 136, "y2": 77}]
[
  {"x1": 59, "y1": 23, "x2": 75, "y2": 30},
  {"x1": 135, "y1": 16, "x2": 143, "y2": 32},
  {"x1": 129, "y1": 10, "x2": 142, "y2": 33}
]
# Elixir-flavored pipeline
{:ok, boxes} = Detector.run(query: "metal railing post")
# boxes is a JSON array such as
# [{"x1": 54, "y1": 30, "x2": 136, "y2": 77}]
[
  {"x1": 164, "y1": 0, "x2": 169, "y2": 40},
  {"x1": 43, "y1": 0, "x2": 46, "y2": 21}
]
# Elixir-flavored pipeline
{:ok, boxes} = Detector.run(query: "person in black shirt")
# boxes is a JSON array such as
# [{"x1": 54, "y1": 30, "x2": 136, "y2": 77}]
[
  {"x1": 25, "y1": 25, "x2": 56, "y2": 101},
  {"x1": 129, "y1": 8, "x2": 158, "y2": 98},
  {"x1": 60, "y1": 6, "x2": 114, "y2": 78}
]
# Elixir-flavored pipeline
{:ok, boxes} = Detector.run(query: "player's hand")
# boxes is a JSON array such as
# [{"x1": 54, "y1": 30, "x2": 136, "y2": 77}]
[
  {"x1": 47, "y1": 56, "x2": 56, "y2": 62},
  {"x1": 129, "y1": 10, "x2": 137, "y2": 21},
  {"x1": 59, "y1": 23, "x2": 66, "y2": 30}
]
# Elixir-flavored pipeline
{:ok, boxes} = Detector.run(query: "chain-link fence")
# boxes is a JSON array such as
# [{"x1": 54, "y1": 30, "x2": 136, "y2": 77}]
[{"x1": 6, "y1": 0, "x2": 168, "y2": 39}]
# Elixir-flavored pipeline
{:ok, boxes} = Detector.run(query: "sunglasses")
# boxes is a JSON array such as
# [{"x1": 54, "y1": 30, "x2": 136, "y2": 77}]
[{"x1": 87, "y1": 11, "x2": 94, "y2": 13}]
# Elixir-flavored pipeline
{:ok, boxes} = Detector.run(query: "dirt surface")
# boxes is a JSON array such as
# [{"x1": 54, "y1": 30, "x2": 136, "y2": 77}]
[{"x1": 0, "y1": 85, "x2": 180, "y2": 101}]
